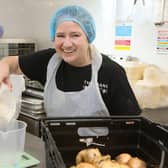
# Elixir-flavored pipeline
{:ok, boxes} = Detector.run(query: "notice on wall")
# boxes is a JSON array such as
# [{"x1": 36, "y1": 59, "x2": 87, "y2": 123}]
[
  {"x1": 114, "y1": 23, "x2": 132, "y2": 51},
  {"x1": 157, "y1": 25, "x2": 168, "y2": 55}
]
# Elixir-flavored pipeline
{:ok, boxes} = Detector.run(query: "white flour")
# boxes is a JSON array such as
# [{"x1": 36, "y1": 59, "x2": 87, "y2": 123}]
[{"x1": 0, "y1": 84, "x2": 16, "y2": 130}]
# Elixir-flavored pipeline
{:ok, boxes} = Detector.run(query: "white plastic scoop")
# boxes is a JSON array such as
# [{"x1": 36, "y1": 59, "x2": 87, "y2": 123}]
[{"x1": 0, "y1": 83, "x2": 17, "y2": 131}]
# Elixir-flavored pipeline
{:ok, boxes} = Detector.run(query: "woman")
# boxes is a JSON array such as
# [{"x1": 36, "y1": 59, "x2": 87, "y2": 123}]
[{"x1": 0, "y1": 5, "x2": 141, "y2": 117}]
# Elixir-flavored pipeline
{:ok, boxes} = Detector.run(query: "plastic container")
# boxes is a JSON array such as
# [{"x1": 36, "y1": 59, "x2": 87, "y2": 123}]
[
  {"x1": 41, "y1": 117, "x2": 168, "y2": 168},
  {"x1": 0, "y1": 119, "x2": 27, "y2": 167},
  {"x1": 10, "y1": 74, "x2": 25, "y2": 119},
  {"x1": 0, "y1": 74, "x2": 25, "y2": 130}
]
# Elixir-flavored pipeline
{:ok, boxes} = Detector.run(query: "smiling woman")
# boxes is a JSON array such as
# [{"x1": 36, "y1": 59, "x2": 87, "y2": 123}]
[
  {"x1": 55, "y1": 21, "x2": 91, "y2": 67},
  {"x1": 50, "y1": 5, "x2": 96, "y2": 43},
  {"x1": 50, "y1": 6, "x2": 96, "y2": 67},
  {"x1": 0, "y1": 5, "x2": 141, "y2": 133}
]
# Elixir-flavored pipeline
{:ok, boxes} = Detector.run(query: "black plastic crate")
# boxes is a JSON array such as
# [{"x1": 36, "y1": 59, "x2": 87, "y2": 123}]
[{"x1": 41, "y1": 117, "x2": 168, "y2": 168}]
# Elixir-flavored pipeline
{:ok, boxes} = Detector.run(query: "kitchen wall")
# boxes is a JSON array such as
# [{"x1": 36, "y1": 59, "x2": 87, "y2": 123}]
[
  {"x1": 0, "y1": 0, "x2": 168, "y2": 72},
  {"x1": 0, "y1": 0, "x2": 115, "y2": 51}
]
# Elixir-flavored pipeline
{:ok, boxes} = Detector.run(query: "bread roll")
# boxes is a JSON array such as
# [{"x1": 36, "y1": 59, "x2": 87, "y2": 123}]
[
  {"x1": 127, "y1": 157, "x2": 146, "y2": 168},
  {"x1": 76, "y1": 162, "x2": 96, "y2": 168},
  {"x1": 93, "y1": 155, "x2": 111, "y2": 167},
  {"x1": 76, "y1": 148, "x2": 102, "y2": 164},
  {"x1": 115, "y1": 153, "x2": 132, "y2": 164},
  {"x1": 98, "y1": 160, "x2": 120, "y2": 168},
  {"x1": 120, "y1": 164, "x2": 130, "y2": 168}
]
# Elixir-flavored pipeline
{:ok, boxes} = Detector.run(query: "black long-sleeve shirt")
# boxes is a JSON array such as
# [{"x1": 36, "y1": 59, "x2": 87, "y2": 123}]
[{"x1": 19, "y1": 48, "x2": 141, "y2": 115}]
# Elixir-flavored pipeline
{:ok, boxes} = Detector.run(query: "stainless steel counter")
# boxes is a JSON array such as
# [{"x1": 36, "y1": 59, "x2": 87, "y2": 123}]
[
  {"x1": 19, "y1": 112, "x2": 46, "y2": 137},
  {"x1": 25, "y1": 133, "x2": 46, "y2": 168},
  {"x1": 141, "y1": 107, "x2": 168, "y2": 126}
]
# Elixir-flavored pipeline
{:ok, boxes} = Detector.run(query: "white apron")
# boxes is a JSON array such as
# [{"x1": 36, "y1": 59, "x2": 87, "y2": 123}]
[{"x1": 44, "y1": 45, "x2": 110, "y2": 136}]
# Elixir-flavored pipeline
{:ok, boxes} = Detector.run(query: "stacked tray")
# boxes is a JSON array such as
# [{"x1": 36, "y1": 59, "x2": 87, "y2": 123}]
[{"x1": 21, "y1": 96, "x2": 45, "y2": 115}]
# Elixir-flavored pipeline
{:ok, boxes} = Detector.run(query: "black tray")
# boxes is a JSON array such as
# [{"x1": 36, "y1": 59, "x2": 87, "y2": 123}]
[{"x1": 41, "y1": 116, "x2": 168, "y2": 168}]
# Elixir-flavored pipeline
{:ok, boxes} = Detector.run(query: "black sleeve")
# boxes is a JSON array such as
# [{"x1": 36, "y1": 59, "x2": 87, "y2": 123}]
[
  {"x1": 109, "y1": 65, "x2": 141, "y2": 115},
  {"x1": 19, "y1": 48, "x2": 56, "y2": 85}
]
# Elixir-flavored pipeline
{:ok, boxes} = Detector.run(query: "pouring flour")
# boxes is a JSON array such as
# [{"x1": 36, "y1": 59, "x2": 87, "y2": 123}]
[
  {"x1": 0, "y1": 75, "x2": 27, "y2": 167},
  {"x1": 0, "y1": 83, "x2": 17, "y2": 130},
  {"x1": 0, "y1": 75, "x2": 25, "y2": 130}
]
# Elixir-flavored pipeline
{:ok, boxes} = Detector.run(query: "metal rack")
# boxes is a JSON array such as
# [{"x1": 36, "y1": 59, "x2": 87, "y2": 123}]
[{"x1": 0, "y1": 38, "x2": 37, "y2": 59}]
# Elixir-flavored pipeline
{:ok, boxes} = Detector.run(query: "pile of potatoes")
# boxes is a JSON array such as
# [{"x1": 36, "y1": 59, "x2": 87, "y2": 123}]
[{"x1": 70, "y1": 148, "x2": 146, "y2": 168}]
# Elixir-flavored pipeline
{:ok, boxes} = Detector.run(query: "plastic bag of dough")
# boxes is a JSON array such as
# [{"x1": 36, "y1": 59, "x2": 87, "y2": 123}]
[
  {"x1": 160, "y1": 84, "x2": 168, "y2": 107},
  {"x1": 120, "y1": 61, "x2": 146, "y2": 81},
  {"x1": 143, "y1": 65, "x2": 162, "y2": 83},
  {"x1": 133, "y1": 66, "x2": 162, "y2": 109},
  {"x1": 134, "y1": 80, "x2": 161, "y2": 109}
]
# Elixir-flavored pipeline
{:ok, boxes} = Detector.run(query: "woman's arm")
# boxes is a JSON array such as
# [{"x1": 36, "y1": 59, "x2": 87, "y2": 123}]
[
  {"x1": 0, "y1": 56, "x2": 23, "y2": 87},
  {"x1": 112, "y1": 67, "x2": 141, "y2": 115}
]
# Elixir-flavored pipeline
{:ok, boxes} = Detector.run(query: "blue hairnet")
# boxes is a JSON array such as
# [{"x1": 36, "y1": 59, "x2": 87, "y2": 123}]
[{"x1": 50, "y1": 5, "x2": 96, "y2": 43}]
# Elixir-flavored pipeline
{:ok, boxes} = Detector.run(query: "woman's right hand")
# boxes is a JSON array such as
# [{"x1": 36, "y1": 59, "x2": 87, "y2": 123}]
[
  {"x1": 0, "y1": 60, "x2": 12, "y2": 89},
  {"x1": 0, "y1": 56, "x2": 23, "y2": 89}
]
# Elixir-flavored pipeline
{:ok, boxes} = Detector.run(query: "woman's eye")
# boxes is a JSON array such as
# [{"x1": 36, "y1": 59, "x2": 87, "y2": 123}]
[
  {"x1": 72, "y1": 34, "x2": 80, "y2": 37},
  {"x1": 56, "y1": 34, "x2": 64, "y2": 38}
]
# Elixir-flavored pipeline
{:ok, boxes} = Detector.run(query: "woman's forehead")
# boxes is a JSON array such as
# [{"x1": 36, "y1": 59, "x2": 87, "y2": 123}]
[{"x1": 56, "y1": 21, "x2": 84, "y2": 33}]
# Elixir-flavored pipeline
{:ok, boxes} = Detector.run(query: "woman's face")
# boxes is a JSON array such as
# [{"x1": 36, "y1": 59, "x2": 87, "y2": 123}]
[{"x1": 54, "y1": 21, "x2": 91, "y2": 67}]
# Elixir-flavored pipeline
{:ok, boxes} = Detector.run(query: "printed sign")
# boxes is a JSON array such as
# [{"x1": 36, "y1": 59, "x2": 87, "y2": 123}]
[
  {"x1": 114, "y1": 24, "x2": 132, "y2": 51},
  {"x1": 157, "y1": 28, "x2": 168, "y2": 54}
]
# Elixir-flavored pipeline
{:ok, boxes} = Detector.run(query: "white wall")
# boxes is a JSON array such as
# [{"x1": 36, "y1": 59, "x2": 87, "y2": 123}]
[
  {"x1": 0, "y1": 0, "x2": 168, "y2": 72},
  {"x1": 0, "y1": 0, "x2": 113, "y2": 50}
]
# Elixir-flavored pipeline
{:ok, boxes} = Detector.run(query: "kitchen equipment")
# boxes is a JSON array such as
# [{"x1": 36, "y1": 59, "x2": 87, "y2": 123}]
[
  {"x1": 23, "y1": 87, "x2": 44, "y2": 99},
  {"x1": 0, "y1": 38, "x2": 37, "y2": 59},
  {"x1": 41, "y1": 117, "x2": 168, "y2": 168},
  {"x1": 19, "y1": 84, "x2": 45, "y2": 137},
  {"x1": 24, "y1": 78, "x2": 44, "y2": 91},
  {"x1": 0, "y1": 119, "x2": 27, "y2": 167},
  {"x1": 11, "y1": 152, "x2": 40, "y2": 168},
  {"x1": 21, "y1": 96, "x2": 45, "y2": 115},
  {"x1": 22, "y1": 96, "x2": 44, "y2": 111}
]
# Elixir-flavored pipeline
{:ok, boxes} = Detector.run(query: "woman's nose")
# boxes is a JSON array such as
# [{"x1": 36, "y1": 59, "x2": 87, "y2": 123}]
[{"x1": 62, "y1": 37, "x2": 73, "y2": 47}]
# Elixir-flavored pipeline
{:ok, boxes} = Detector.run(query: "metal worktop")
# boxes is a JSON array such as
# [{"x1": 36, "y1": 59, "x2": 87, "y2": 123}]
[
  {"x1": 25, "y1": 133, "x2": 46, "y2": 168},
  {"x1": 141, "y1": 107, "x2": 168, "y2": 126}
]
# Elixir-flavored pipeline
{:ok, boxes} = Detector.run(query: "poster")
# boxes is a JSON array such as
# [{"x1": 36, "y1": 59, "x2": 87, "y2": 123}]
[
  {"x1": 157, "y1": 26, "x2": 168, "y2": 55},
  {"x1": 114, "y1": 23, "x2": 132, "y2": 51}
]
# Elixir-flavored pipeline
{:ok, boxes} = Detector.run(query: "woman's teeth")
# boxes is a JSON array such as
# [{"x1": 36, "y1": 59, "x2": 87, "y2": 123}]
[{"x1": 63, "y1": 50, "x2": 74, "y2": 53}]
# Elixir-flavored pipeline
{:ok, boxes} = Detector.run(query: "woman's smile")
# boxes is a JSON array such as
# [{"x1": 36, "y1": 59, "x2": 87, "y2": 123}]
[
  {"x1": 62, "y1": 49, "x2": 75, "y2": 53},
  {"x1": 55, "y1": 21, "x2": 90, "y2": 66}
]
